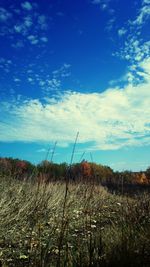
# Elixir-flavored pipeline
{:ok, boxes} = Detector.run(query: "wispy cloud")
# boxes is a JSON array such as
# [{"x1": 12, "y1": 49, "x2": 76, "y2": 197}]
[
  {"x1": 0, "y1": 60, "x2": 71, "y2": 95},
  {"x1": 14, "y1": 77, "x2": 21, "y2": 83},
  {"x1": 52, "y1": 64, "x2": 71, "y2": 78},
  {"x1": 91, "y1": 0, "x2": 109, "y2": 9},
  {"x1": 42, "y1": 78, "x2": 61, "y2": 94},
  {"x1": 40, "y1": 36, "x2": 48, "y2": 43},
  {"x1": 0, "y1": 57, "x2": 13, "y2": 73},
  {"x1": 131, "y1": 0, "x2": 150, "y2": 26},
  {"x1": 37, "y1": 15, "x2": 48, "y2": 30},
  {"x1": 113, "y1": 0, "x2": 150, "y2": 92},
  {"x1": 0, "y1": 58, "x2": 150, "y2": 150},
  {"x1": 27, "y1": 35, "x2": 39, "y2": 45},
  {"x1": 37, "y1": 63, "x2": 71, "y2": 94},
  {"x1": 0, "y1": 7, "x2": 12, "y2": 22},
  {"x1": 91, "y1": 0, "x2": 114, "y2": 14},
  {"x1": 118, "y1": 27, "x2": 127, "y2": 37},
  {"x1": 115, "y1": 0, "x2": 150, "y2": 63},
  {"x1": 0, "y1": 2, "x2": 49, "y2": 47},
  {"x1": 21, "y1": 2, "x2": 33, "y2": 11},
  {"x1": 91, "y1": 0, "x2": 115, "y2": 32},
  {"x1": 105, "y1": 17, "x2": 116, "y2": 31},
  {"x1": 36, "y1": 148, "x2": 47, "y2": 153}
]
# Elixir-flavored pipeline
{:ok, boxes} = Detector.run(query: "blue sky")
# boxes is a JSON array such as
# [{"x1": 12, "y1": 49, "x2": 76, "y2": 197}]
[{"x1": 0, "y1": 0, "x2": 150, "y2": 171}]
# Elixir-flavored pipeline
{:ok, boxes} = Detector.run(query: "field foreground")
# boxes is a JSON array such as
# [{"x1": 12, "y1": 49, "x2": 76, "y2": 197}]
[{"x1": 0, "y1": 175, "x2": 150, "y2": 267}]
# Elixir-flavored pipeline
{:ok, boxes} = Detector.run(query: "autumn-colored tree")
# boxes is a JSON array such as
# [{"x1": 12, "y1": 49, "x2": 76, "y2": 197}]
[
  {"x1": 130, "y1": 172, "x2": 148, "y2": 185},
  {"x1": 16, "y1": 160, "x2": 27, "y2": 171},
  {"x1": 80, "y1": 160, "x2": 92, "y2": 179},
  {"x1": 145, "y1": 167, "x2": 150, "y2": 184}
]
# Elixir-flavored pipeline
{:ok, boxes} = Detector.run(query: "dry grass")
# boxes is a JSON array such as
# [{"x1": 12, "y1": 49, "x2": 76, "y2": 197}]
[{"x1": 0, "y1": 174, "x2": 150, "y2": 267}]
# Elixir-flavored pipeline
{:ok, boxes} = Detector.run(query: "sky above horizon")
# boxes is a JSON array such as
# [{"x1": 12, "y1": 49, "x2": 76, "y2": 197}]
[{"x1": 0, "y1": 0, "x2": 150, "y2": 171}]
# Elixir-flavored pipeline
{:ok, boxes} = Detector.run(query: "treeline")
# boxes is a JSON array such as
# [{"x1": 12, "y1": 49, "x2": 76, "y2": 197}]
[{"x1": 0, "y1": 157, "x2": 150, "y2": 185}]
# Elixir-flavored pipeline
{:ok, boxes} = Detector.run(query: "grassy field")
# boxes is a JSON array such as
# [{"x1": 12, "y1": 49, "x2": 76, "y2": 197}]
[{"x1": 0, "y1": 175, "x2": 150, "y2": 267}]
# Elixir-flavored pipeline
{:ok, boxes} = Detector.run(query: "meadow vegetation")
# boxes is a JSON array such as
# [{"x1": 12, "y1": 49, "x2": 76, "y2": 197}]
[{"x1": 0, "y1": 166, "x2": 150, "y2": 267}]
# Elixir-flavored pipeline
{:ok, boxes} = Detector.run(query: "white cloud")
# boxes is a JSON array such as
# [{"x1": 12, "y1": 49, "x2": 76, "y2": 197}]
[
  {"x1": 37, "y1": 77, "x2": 61, "y2": 94},
  {"x1": 14, "y1": 78, "x2": 21, "y2": 82},
  {"x1": 91, "y1": 0, "x2": 111, "y2": 12},
  {"x1": 114, "y1": 0, "x2": 150, "y2": 66},
  {"x1": 110, "y1": 56, "x2": 150, "y2": 89},
  {"x1": 0, "y1": 58, "x2": 150, "y2": 150},
  {"x1": 0, "y1": 57, "x2": 12, "y2": 73},
  {"x1": 12, "y1": 40, "x2": 24, "y2": 48},
  {"x1": 91, "y1": 0, "x2": 109, "y2": 6},
  {"x1": 52, "y1": 64, "x2": 71, "y2": 78},
  {"x1": 118, "y1": 28, "x2": 127, "y2": 37},
  {"x1": 0, "y1": 7, "x2": 12, "y2": 22},
  {"x1": 24, "y1": 16, "x2": 33, "y2": 28},
  {"x1": 27, "y1": 35, "x2": 39, "y2": 45},
  {"x1": 40, "y1": 37, "x2": 48, "y2": 43},
  {"x1": 101, "y1": 4, "x2": 107, "y2": 10},
  {"x1": 36, "y1": 148, "x2": 47, "y2": 153},
  {"x1": 14, "y1": 24, "x2": 23, "y2": 33},
  {"x1": 37, "y1": 15, "x2": 47, "y2": 30},
  {"x1": 143, "y1": 0, "x2": 150, "y2": 4},
  {"x1": 27, "y1": 77, "x2": 34, "y2": 83},
  {"x1": 21, "y1": 2, "x2": 32, "y2": 11},
  {"x1": 105, "y1": 17, "x2": 115, "y2": 31},
  {"x1": 91, "y1": 0, "x2": 115, "y2": 31},
  {"x1": 120, "y1": 38, "x2": 150, "y2": 64},
  {"x1": 46, "y1": 78, "x2": 61, "y2": 91},
  {"x1": 38, "y1": 15, "x2": 46, "y2": 24},
  {"x1": 36, "y1": 63, "x2": 71, "y2": 94},
  {"x1": 0, "y1": 4, "x2": 49, "y2": 48},
  {"x1": 132, "y1": 3, "x2": 150, "y2": 26}
]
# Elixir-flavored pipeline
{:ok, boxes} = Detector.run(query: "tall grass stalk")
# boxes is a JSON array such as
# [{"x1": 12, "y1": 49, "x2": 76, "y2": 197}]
[{"x1": 56, "y1": 132, "x2": 79, "y2": 267}]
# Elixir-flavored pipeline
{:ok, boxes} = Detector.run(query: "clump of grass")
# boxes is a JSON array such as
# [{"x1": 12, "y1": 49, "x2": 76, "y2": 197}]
[{"x1": 0, "y1": 174, "x2": 150, "y2": 267}]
